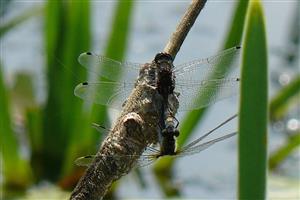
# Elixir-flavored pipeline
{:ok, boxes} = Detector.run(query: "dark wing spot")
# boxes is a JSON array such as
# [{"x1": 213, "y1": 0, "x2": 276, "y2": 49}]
[
  {"x1": 86, "y1": 52, "x2": 92, "y2": 55},
  {"x1": 236, "y1": 46, "x2": 241, "y2": 49},
  {"x1": 82, "y1": 82, "x2": 89, "y2": 85},
  {"x1": 236, "y1": 78, "x2": 240, "y2": 81}
]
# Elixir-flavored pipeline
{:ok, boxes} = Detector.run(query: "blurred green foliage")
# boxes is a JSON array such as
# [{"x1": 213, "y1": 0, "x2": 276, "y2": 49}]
[
  {"x1": 269, "y1": 132, "x2": 300, "y2": 170},
  {"x1": 270, "y1": 75, "x2": 300, "y2": 120},
  {"x1": 41, "y1": 0, "x2": 91, "y2": 181},
  {"x1": 0, "y1": 0, "x2": 134, "y2": 198},
  {"x1": 267, "y1": 1, "x2": 299, "y2": 172},
  {"x1": 0, "y1": 66, "x2": 32, "y2": 191},
  {"x1": 0, "y1": 6, "x2": 43, "y2": 38},
  {"x1": 238, "y1": 0, "x2": 268, "y2": 199}
]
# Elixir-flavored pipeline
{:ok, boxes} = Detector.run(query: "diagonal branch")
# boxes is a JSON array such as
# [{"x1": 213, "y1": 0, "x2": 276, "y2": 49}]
[
  {"x1": 70, "y1": 1, "x2": 207, "y2": 199},
  {"x1": 164, "y1": 0, "x2": 207, "y2": 59}
]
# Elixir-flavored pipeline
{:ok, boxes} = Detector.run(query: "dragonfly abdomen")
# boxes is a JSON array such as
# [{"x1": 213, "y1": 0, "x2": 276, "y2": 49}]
[{"x1": 160, "y1": 134, "x2": 177, "y2": 156}]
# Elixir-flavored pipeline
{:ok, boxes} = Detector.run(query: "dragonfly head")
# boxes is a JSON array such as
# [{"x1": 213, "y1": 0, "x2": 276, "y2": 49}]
[{"x1": 154, "y1": 52, "x2": 173, "y2": 64}]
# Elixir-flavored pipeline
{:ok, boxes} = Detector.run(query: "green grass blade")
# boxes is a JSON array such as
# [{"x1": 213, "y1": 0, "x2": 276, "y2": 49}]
[
  {"x1": 59, "y1": 0, "x2": 91, "y2": 152},
  {"x1": 0, "y1": 65, "x2": 32, "y2": 191},
  {"x1": 238, "y1": 1, "x2": 268, "y2": 199},
  {"x1": 269, "y1": 132, "x2": 300, "y2": 170},
  {"x1": 222, "y1": 0, "x2": 250, "y2": 49},
  {"x1": 26, "y1": 107, "x2": 43, "y2": 180},
  {"x1": 41, "y1": 0, "x2": 66, "y2": 180},
  {"x1": 269, "y1": 75, "x2": 300, "y2": 120},
  {"x1": 60, "y1": 0, "x2": 91, "y2": 179},
  {"x1": 104, "y1": 1, "x2": 134, "y2": 60},
  {"x1": 42, "y1": 0, "x2": 90, "y2": 181},
  {"x1": 62, "y1": 1, "x2": 135, "y2": 181}
]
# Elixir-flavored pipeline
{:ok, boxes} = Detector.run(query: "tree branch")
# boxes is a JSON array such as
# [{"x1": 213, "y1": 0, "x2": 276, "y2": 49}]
[
  {"x1": 70, "y1": 80, "x2": 163, "y2": 200},
  {"x1": 164, "y1": 0, "x2": 207, "y2": 59},
  {"x1": 70, "y1": 0, "x2": 207, "y2": 199}
]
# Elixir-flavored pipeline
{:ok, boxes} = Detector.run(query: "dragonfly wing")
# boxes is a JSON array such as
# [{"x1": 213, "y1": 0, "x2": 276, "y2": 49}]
[
  {"x1": 75, "y1": 153, "x2": 158, "y2": 168},
  {"x1": 91, "y1": 122, "x2": 110, "y2": 134},
  {"x1": 133, "y1": 145, "x2": 160, "y2": 167},
  {"x1": 176, "y1": 132, "x2": 237, "y2": 157},
  {"x1": 74, "y1": 81, "x2": 135, "y2": 109},
  {"x1": 175, "y1": 78, "x2": 239, "y2": 111},
  {"x1": 135, "y1": 154, "x2": 158, "y2": 167},
  {"x1": 180, "y1": 114, "x2": 237, "y2": 151},
  {"x1": 78, "y1": 52, "x2": 142, "y2": 82},
  {"x1": 75, "y1": 155, "x2": 95, "y2": 167},
  {"x1": 174, "y1": 46, "x2": 241, "y2": 81}
]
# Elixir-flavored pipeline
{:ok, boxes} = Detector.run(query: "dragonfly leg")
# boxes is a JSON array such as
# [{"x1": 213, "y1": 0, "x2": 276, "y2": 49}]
[{"x1": 174, "y1": 116, "x2": 179, "y2": 128}]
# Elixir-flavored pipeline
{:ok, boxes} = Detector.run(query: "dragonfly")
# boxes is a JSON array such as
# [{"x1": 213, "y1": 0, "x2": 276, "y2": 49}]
[
  {"x1": 74, "y1": 47, "x2": 240, "y2": 167},
  {"x1": 75, "y1": 114, "x2": 238, "y2": 167},
  {"x1": 74, "y1": 46, "x2": 241, "y2": 111}
]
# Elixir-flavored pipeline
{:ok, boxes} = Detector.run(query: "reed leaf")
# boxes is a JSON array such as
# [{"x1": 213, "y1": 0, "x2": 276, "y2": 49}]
[
  {"x1": 269, "y1": 132, "x2": 300, "y2": 170},
  {"x1": 269, "y1": 75, "x2": 300, "y2": 120},
  {"x1": 238, "y1": 1, "x2": 268, "y2": 199},
  {"x1": 42, "y1": 0, "x2": 90, "y2": 181},
  {"x1": 0, "y1": 65, "x2": 32, "y2": 191},
  {"x1": 61, "y1": 0, "x2": 135, "y2": 185}
]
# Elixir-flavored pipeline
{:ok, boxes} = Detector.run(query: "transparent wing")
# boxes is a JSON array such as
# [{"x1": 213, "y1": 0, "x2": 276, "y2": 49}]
[
  {"x1": 135, "y1": 154, "x2": 158, "y2": 168},
  {"x1": 74, "y1": 152, "x2": 159, "y2": 168},
  {"x1": 91, "y1": 122, "x2": 110, "y2": 134},
  {"x1": 75, "y1": 155, "x2": 95, "y2": 167},
  {"x1": 75, "y1": 132, "x2": 236, "y2": 166},
  {"x1": 133, "y1": 145, "x2": 162, "y2": 167},
  {"x1": 176, "y1": 132, "x2": 237, "y2": 157},
  {"x1": 174, "y1": 46, "x2": 241, "y2": 81},
  {"x1": 78, "y1": 52, "x2": 142, "y2": 82},
  {"x1": 181, "y1": 114, "x2": 237, "y2": 151},
  {"x1": 175, "y1": 78, "x2": 240, "y2": 111},
  {"x1": 74, "y1": 81, "x2": 135, "y2": 109}
]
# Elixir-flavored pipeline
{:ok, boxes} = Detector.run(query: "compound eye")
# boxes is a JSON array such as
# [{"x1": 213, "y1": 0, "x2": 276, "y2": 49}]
[
  {"x1": 154, "y1": 52, "x2": 173, "y2": 63},
  {"x1": 154, "y1": 53, "x2": 164, "y2": 63}
]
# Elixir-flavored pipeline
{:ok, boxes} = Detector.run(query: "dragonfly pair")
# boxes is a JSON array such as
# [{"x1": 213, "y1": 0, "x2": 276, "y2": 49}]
[{"x1": 74, "y1": 46, "x2": 240, "y2": 167}]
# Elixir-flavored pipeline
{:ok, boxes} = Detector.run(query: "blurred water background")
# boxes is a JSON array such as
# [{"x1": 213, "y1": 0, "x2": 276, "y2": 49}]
[{"x1": 1, "y1": 0, "x2": 299, "y2": 199}]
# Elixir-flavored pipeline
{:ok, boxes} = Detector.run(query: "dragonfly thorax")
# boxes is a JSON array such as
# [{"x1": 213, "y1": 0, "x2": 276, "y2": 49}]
[
  {"x1": 157, "y1": 70, "x2": 174, "y2": 97},
  {"x1": 154, "y1": 53, "x2": 175, "y2": 98}
]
